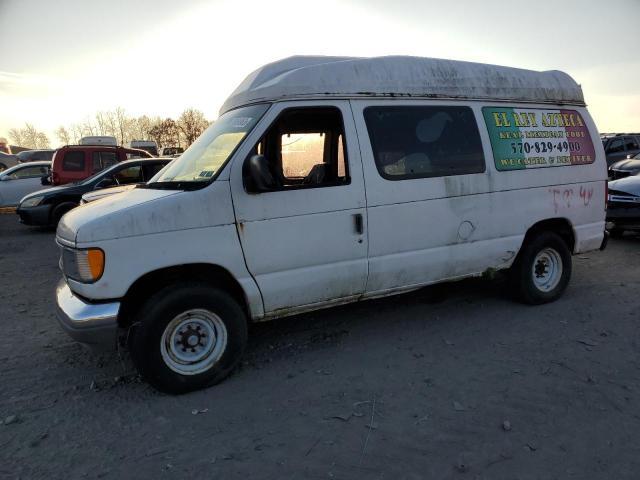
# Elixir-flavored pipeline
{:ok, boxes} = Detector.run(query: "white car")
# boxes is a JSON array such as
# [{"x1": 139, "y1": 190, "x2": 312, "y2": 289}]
[
  {"x1": 0, "y1": 161, "x2": 51, "y2": 207},
  {"x1": 55, "y1": 56, "x2": 607, "y2": 394}
]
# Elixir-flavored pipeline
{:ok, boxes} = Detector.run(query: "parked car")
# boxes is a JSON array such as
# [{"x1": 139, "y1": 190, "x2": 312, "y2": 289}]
[
  {"x1": 0, "y1": 152, "x2": 19, "y2": 172},
  {"x1": 607, "y1": 175, "x2": 640, "y2": 237},
  {"x1": 160, "y1": 146, "x2": 184, "y2": 157},
  {"x1": 48, "y1": 145, "x2": 153, "y2": 186},
  {"x1": 0, "y1": 161, "x2": 51, "y2": 207},
  {"x1": 55, "y1": 56, "x2": 607, "y2": 394},
  {"x1": 16, "y1": 149, "x2": 55, "y2": 163},
  {"x1": 602, "y1": 134, "x2": 640, "y2": 167},
  {"x1": 608, "y1": 152, "x2": 640, "y2": 180},
  {"x1": 18, "y1": 157, "x2": 170, "y2": 226},
  {"x1": 130, "y1": 140, "x2": 158, "y2": 156}
]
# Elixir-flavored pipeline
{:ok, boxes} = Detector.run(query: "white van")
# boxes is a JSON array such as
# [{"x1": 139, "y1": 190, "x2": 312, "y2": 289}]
[
  {"x1": 55, "y1": 56, "x2": 607, "y2": 393},
  {"x1": 130, "y1": 140, "x2": 158, "y2": 156}
]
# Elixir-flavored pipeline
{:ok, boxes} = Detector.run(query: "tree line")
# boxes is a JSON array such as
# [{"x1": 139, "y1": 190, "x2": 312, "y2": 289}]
[{"x1": 7, "y1": 108, "x2": 211, "y2": 150}]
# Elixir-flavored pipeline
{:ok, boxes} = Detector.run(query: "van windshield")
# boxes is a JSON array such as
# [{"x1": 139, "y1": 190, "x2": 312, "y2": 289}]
[{"x1": 147, "y1": 104, "x2": 269, "y2": 187}]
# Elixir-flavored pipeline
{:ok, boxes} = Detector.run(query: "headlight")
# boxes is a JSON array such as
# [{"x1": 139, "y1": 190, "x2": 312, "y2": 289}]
[
  {"x1": 21, "y1": 196, "x2": 44, "y2": 208},
  {"x1": 60, "y1": 247, "x2": 105, "y2": 283}
]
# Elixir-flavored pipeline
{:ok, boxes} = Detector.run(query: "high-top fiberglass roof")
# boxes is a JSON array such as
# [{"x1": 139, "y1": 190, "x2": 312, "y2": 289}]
[{"x1": 220, "y1": 56, "x2": 584, "y2": 114}]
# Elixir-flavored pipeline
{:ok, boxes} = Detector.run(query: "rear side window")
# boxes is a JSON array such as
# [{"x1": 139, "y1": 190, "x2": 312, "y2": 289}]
[
  {"x1": 624, "y1": 136, "x2": 639, "y2": 150},
  {"x1": 607, "y1": 138, "x2": 624, "y2": 153},
  {"x1": 364, "y1": 106, "x2": 485, "y2": 179},
  {"x1": 92, "y1": 151, "x2": 118, "y2": 172},
  {"x1": 11, "y1": 165, "x2": 49, "y2": 179},
  {"x1": 62, "y1": 151, "x2": 85, "y2": 171}
]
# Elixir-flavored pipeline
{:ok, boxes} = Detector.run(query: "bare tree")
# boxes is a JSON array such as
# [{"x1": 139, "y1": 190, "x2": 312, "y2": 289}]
[
  {"x1": 55, "y1": 126, "x2": 71, "y2": 145},
  {"x1": 177, "y1": 108, "x2": 209, "y2": 147},
  {"x1": 114, "y1": 107, "x2": 129, "y2": 145},
  {"x1": 8, "y1": 127, "x2": 24, "y2": 146},
  {"x1": 9, "y1": 123, "x2": 50, "y2": 149}
]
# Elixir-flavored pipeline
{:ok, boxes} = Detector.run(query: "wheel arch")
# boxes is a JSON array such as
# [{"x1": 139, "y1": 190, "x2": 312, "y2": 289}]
[
  {"x1": 118, "y1": 263, "x2": 251, "y2": 329},
  {"x1": 520, "y1": 217, "x2": 576, "y2": 254},
  {"x1": 51, "y1": 201, "x2": 79, "y2": 224}
]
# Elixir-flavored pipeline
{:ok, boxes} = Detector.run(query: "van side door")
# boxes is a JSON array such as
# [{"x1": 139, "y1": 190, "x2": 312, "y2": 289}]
[
  {"x1": 229, "y1": 101, "x2": 368, "y2": 315},
  {"x1": 351, "y1": 100, "x2": 494, "y2": 295}
]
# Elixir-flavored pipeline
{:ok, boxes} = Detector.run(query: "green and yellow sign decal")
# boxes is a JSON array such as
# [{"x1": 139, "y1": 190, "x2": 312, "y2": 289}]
[{"x1": 482, "y1": 107, "x2": 595, "y2": 171}]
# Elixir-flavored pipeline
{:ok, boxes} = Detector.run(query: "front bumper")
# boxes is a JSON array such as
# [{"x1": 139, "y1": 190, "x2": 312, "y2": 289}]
[
  {"x1": 606, "y1": 203, "x2": 640, "y2": 229},
  {"x1": 17, "y1": 204, "x2": 52, "y2": 226},
  {"x1": 55, "y1": 280, "x2": 120, "y2": 350}
]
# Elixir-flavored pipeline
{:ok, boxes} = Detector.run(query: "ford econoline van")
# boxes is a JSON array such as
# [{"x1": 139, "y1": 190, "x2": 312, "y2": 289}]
[{"x1": 55, "y1": 56, "x2": 607, "y2": 393}]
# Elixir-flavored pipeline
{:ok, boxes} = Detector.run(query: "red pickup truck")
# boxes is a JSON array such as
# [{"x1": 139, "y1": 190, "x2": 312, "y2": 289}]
[{"x1": 50, "y1": 145, "x2": 152, "y2": 185}]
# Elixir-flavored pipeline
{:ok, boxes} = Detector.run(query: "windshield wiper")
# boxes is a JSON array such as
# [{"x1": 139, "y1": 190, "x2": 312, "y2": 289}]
[{"x1": 142, "y1": 180, "x2": 209, "y2": 191}]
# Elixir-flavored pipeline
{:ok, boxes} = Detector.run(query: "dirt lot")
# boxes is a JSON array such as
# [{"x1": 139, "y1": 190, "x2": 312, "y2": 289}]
[{"x1": 1, "y1": 214, "x2": 640, "y2": 479}]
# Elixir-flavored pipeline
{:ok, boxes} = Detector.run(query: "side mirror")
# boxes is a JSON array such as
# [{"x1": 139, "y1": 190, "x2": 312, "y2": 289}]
[
  {"x1": 245, "y1": 154, "x2": 276, "y2": 193},
  {"x1": 627, "y1": 154, "x2": 633, "y2": 159},
  {"x1": 95, "y1": 178, "x2": 115, "y2": 190},
  {"x1": 41, "y1": 176, "x2": 51, "y2": 185}
]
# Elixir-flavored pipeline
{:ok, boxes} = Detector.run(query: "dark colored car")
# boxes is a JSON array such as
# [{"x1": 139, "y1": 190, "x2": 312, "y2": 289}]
[
  {"x1": 49, "y1": 145, "x2": 153, "y2": 186},
  {"x1": 606, "y1": 175, "x2": 640, "y2": 237},
  {"x1": 17, "y1": 157, "x2": 171, "y2": 227},
  {"x1": 160, "y1": 146, "x2": 184, "y2": 156},
  {"x1": 602, "y1": 134, "x2": 640, "y2": 167},
  {"x1": 16, "y1": 149, "x2": 56, "y2": 163},
  {"x1": 608, "y1": 152, "x2": 640, "y2": 180}
]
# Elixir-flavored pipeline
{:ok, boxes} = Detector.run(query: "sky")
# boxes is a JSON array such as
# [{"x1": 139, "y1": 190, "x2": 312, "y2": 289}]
[{"x1": 1, "y1": 0, "x2": 639, "y2": 146}]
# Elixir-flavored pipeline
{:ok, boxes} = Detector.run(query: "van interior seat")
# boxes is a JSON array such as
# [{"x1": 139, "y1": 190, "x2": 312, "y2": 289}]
[{"x1": 303, "y1": 163, "x2": 328, "y2": 185}]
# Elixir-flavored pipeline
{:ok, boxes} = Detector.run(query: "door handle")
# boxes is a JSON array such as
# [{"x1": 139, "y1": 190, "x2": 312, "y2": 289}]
[{"x1": 353, "y1": 213, "x2": 364, "y2": 235}]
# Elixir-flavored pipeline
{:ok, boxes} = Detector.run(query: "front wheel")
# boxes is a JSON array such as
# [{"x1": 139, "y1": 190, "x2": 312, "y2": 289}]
[
  {"x1": 510, "y1": 231, "x2": 572, "y2": 305},
  {"x1": 129, "y1": 283, "x2": 248, "y2": 394}
]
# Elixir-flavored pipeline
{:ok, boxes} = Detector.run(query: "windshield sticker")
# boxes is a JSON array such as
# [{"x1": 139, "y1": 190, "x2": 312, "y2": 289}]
[
  {"x1": 230, "y1": 117, "x2": 253, "y2": 128},
  {"x1": 482, "y1": 107, "x2": 595, "y2": 170},
  {"x1": 199, "y1": 170, "x2": 215, "y2": 178}
]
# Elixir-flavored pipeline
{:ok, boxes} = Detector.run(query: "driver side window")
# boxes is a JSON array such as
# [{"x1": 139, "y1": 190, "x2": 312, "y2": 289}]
[{"x1": 246, "y1": 107, "x2": 349, "y2": 191}]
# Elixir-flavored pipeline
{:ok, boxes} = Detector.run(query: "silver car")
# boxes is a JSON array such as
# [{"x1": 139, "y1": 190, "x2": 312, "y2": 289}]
[{"x1": 0, "y1": 161, "x2": 51, "y2": 207}]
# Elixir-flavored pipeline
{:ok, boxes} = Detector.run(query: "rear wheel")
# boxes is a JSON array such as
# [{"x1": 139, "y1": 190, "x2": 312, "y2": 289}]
[
  {"x1": 0, "y1": 163, "x2": 7, "y2": 172},
  {"x1": 510, "y1": 231, "x2": 572, "y2": 305},
  {"x1": 129, "y1": 283, "x2": 247, "y2": 394}
]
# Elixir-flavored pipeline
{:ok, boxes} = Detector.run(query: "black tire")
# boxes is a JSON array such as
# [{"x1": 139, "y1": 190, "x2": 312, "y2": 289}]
[
  {"x1": 129, "y1": 283, "x2": 247, "y2": 394},
  {"x1": 609, "y1": 227, "x2": 625, "y2": 238},
  {"x1": 510, "y1": 231, "x2": 572, "y2": 305},
  {"x1": 51, "y1": 203, "x2": 77, "y2": 226}
]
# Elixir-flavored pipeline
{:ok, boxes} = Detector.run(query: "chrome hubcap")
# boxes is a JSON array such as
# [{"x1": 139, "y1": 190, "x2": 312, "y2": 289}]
[
  {"x1": 160, "y1": 309, "x2": 227, "y2": 375},
  {"x1": 532, "y1": 248, "x2": 563, "y2": 292}
]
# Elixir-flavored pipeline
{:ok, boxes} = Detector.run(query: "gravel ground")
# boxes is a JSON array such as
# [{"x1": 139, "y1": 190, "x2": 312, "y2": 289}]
[{"x1": 1, "y1": 214, "x2": 639, "y2": 479}]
